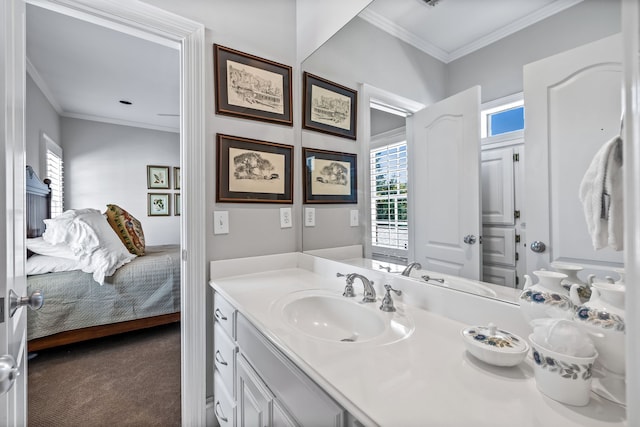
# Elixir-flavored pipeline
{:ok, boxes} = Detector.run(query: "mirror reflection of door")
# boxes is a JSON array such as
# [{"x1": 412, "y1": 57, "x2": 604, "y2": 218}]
[{"x1": 524, "y1": 33, "x2": 624, "y2": 273}]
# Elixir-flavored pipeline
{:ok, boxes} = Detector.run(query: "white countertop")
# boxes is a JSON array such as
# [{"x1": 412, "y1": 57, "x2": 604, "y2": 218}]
[{"x1": 210, "y1": 257, "x2": 626, "y2": 427}]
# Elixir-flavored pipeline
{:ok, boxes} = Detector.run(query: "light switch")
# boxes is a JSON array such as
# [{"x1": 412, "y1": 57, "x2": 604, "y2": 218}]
[
  {"x1": 280, "y1": 207, "x2": 292, "y2": 228},
  {"x1": 305, "y1": 207, "x2": 315, "y2": 227},
  {"x1": 350, "y1": 209, "x2": 359, "y2": 227},
  {"x1": 213, "y1": 211, "x2": 229, "y2": 234}
]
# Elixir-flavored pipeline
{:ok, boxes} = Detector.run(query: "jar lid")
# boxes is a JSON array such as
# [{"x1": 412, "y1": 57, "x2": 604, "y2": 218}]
[{"x1": 461, "y1": 323, "x2": 529, "y2": 354}]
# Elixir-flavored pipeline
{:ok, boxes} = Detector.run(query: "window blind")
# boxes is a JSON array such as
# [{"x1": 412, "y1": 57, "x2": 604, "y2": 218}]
[
  {"x1": 370, "y1": 141, "x2": 408, "y2": 254},
  {"x1": 46, "y1": 147, "x2": 64, "y2": 218}
]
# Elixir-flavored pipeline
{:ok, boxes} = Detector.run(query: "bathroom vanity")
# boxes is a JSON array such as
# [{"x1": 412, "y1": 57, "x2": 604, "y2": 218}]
[{"x1": 210, "y1": 253, "x2": 626, "y2": 426}]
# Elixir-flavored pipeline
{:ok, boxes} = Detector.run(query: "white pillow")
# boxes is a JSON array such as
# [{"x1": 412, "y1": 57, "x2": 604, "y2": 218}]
[
  {"x1": 26, "y1": 237, "x2": 79, "y2": 260},
  {"x1": 41, "y1": 209, "x2": 136, "y2": 284},
  {"x1": 43, "y1": 208, "x2": 102, "y2": 255},
  {"x1": 27, "y1": 255, "x2": 82, "y2": 275}
]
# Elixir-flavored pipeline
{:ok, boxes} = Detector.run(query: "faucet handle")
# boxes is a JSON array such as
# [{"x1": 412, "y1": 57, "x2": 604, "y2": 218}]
[
  {"x1": 336, "y1": 272, "x2": 347, "y2": 278},
  {"x1": 384, "y1": 284, "x2": 402, "y2": 296},
  {"x1": 380, "y1": 284, "x2": 401, "y2": 312}
]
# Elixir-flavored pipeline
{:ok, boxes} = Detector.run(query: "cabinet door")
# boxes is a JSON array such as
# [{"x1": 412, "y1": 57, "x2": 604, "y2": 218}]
[
  {"x1": 237, "y1": 354, "x2": 273, "y2": 427},
  {"x1": 481, "y1": 147, "x2": 515, "y2": 225},
  {"x1": 272, "y1": 399, "x2": 299, "y2": 427}
]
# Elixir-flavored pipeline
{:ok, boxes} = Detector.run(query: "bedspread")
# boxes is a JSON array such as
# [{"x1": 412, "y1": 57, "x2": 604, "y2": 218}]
[{"x1": 27, "y1": 244, "x2": 180, "y2": 340}]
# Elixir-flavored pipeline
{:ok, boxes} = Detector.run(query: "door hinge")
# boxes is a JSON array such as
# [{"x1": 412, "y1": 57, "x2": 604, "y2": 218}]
[
  {"x1": 516, "y1": 276, "x2": 519, "y2": 286},
  {"x1": 514, "y1": 210, "x2": 521, "y2": 219},
  {"x1": 0, "y1": 297, "x2": 4, "y2": 324},
  {"x1": 515, "y1": 234, "x2": 521, "y2": 243},
  {"x1": 513, "y1": 153, "x2": 520, "y2": 162},
  {"x1": 515, "y1": 252, "x2": 519, "y2": 261}
]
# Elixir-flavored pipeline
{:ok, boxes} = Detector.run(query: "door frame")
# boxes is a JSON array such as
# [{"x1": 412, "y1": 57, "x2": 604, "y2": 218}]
[{"x1": 14, "y1": 0, "x2": 207, "y2": 424}]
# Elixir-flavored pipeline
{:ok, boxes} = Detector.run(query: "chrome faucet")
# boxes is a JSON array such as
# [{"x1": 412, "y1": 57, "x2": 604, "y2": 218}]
[
  {"x1": 336, "y1": 273, "x2": 376, "y2": 302},
  {"x1": 401, "y1": 262, "x2": 422, "y2": 277},
  {"x1": 379, "y1": 284, "x2": 402, "y2": 312}
]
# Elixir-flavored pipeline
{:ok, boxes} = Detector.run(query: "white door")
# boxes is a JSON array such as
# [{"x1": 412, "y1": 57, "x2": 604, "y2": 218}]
[
  {"x1": 481, "y1": 147, "x2": 515, "y2": 225},
  {"x1": 524, "y1": 34, "x2": 624, "y2": 272},
  {"x1": 1, "y1": 0, "x2": 28, "y2": 425},
  {"x1": 409, "y1": 86, "x2": 482, "y2": 280}
]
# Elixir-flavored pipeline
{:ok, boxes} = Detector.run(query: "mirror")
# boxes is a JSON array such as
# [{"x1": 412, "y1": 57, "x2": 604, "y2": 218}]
[{"x1": 300, "y1": 0, "x2": 623, "y2": 304}]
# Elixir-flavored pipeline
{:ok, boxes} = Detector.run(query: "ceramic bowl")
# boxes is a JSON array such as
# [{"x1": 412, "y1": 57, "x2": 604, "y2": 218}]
[
  {"x1": 529, "y1": 334, "x2": 598, "y2": 406},
  {"x1": 461, "y1": 324, "x2": 529, "y2": 367}
]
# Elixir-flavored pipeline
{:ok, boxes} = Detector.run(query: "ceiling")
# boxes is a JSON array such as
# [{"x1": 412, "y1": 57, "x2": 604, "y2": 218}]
[
  {"x1": 359, "y1": 0, "x2": 583, "y2": 63},
  {"x1": 26, "y1": 4, "x2": 180, "y2": 133},
  {"x1": 26, "y1": 1, "x2": 582, "y2": 132}
]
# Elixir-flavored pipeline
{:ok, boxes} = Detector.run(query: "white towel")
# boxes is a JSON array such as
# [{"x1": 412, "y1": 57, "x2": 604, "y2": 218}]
[{"x1": 579, "y1": 135, "x2": 624, "y2": 251}]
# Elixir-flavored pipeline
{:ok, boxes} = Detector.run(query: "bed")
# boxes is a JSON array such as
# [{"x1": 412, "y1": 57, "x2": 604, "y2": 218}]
[{"x1": 25, "y1": 165, "x2": 180, "y2": 352}]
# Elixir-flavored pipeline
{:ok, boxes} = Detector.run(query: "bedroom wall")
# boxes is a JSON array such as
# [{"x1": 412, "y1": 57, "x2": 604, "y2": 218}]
[
  {"x1": 25, "y1": 72, "x2": 61, "y2": 178},
  {"x1": 61, "y1": 117, "x2": 180, "y2": 246},
  {"x1": 446, "y1": 0, "x2": 621, "y2": 103}
]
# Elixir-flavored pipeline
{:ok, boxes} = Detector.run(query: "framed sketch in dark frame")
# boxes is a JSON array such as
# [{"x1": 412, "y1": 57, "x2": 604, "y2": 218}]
[
  {"x1": 214, "y1": 44, "x2": 293, "y2": 126},
  {"x1": 217, "y1": 134, "x2": 293, "y2": 203},
  {"x1": 148, "y1": 193, "x2": 170, "y2": 216},
  {"x1": 303, "y1": 72, "x2": 357, "y2": 140},
  {"x1": 303, "y1": 147, "x2": 357, "y2": 204},
  {"x1": 147, "y1": 165, "x2": 170, "y2": 189}
]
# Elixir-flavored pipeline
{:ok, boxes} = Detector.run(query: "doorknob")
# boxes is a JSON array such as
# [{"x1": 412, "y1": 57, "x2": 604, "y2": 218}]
[
  {"x1": 463, "y1": 235, "x2": 477, "y2": 245},
  {"x1": 9, "y1": 289, "x2": 44, "y2": 318},
  {"x1": 530, "y1": 241, "x2": 546, "y2": 253},
  {"x1": 0, "y1": 354, "x2": 19, "y2": 395}
]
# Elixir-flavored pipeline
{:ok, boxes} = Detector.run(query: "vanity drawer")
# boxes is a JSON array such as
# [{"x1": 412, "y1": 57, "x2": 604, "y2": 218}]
[
  {"x1": 214, "y1": 292, "x2": 236, "y2": 339},
  {"x1": 214, "y1": 373, "x2": 235, "y2": 427},
  {"x1": 214, "y1": 322, "x2": 236, "y2": 394}
]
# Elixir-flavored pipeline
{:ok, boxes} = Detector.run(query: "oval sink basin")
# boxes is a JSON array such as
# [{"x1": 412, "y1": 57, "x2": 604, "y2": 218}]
[{"x1": 282, "y1": 294, "x2": 386, "y2": 342}]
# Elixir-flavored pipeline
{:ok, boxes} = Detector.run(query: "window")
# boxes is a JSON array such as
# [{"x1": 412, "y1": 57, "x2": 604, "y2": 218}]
[
  {"x1": 370, "y1": 140, "x2": 408, "y2": 257},
  {"x1": 481, "y1": 94, "x2": 524, "y2": 139},
  {"x1": 42, "y1": 134, "x2": 64, "y2": 218}
]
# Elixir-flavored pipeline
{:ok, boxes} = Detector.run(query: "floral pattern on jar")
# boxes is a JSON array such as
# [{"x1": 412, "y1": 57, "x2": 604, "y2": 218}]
[
  {"x1": 574, "y1": 306, "x2": 625, "y2": 333},
  {"x1": 532, "y1": 349, "x2": 594, "y2": 380},
  {"x1": 466, "y1": 329, "x2": 518, "y2": 349},
  {"x1": 519, "y1": 289, "x2": 574, "y2": 310}
]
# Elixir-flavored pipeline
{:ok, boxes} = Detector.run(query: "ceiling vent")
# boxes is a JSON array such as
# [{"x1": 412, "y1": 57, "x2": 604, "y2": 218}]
[{"x1": 420, "y1": 0, "x2": 442, "y2": 6}]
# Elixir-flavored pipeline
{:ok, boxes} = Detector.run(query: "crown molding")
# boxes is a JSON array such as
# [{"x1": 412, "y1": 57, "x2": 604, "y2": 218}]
[
  {"x1": 26, "y1": 56, "x2": 64, "y2": 115},
  {"x1": 448, "y1": 0, "x2": 583, "y2": 62},
  {"x1": 359, "y1": 0, "x2": 583, "y2": 64},
  {"x1": 62, "y1": 111, "x2": 179, "y2": 133},
  {"x1": 358, "y1": 8, "x2": 449, "y2": 63}
]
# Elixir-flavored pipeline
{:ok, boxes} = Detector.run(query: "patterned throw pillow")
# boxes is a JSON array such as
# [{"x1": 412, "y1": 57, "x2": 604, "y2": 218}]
[{"x1": 105, "y1": 204, "x2": 146, "y2": 256}]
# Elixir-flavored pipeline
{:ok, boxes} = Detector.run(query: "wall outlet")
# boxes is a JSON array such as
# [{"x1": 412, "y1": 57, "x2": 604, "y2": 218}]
[
  {"x1": 213, "y1": 211, "x2": 229, "y2": 234},
  {"x1": 350, "y1": 209, "x2": 359, "y2": 227},
  {"x1": 280, "y1": 207, "x2": 292, "y2": 228},
  {"x1": 305, "y1": 207, "x2": 315, "y2": 227}
]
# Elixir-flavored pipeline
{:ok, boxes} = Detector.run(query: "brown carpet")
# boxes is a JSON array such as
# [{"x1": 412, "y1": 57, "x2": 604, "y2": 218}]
[{"x1": 28, "y1": 323, "x2": 181, "y2": 427}]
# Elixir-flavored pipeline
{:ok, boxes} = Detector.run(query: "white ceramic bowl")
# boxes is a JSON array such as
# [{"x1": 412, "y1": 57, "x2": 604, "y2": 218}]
[
  {"x1": 461, "y1": 324, "x2": 529, "y2": 367},
  {"x1": 529, "y1": 334, "x2": 598, "y2": 406}
]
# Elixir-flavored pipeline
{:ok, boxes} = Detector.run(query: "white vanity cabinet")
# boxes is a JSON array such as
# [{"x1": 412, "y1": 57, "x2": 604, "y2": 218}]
[{"x1": 213, "y1": 291, "x2": 350, "y2": 427}]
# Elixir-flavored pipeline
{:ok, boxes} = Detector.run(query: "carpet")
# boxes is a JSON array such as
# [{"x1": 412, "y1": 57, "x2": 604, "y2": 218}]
[{"x1": 28, "y1": 323, "x2": 181, "y2": 427}]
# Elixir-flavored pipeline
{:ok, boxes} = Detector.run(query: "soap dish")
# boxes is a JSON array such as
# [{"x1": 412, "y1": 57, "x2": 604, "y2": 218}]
[{"x1": 461, "y1": 323, "x2": 529, "y2": 367}]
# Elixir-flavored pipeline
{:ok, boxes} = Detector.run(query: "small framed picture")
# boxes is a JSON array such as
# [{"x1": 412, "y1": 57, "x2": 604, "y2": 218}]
[
  {"x1": 148, "y1": 193, "x2": 170, "y2": 216},
  {"x1": 214, "y1": 44, "x2": 293, "y2": 126},
  {"x1": 147, "y1": 165, "x2": 170, "y2": 189},
  {"x1": 303, "y1": 72, "x2": 357, "y2": 140},
  {"x1": 174, "y1": 167, "x2": 181, "y2": 190},
  {"x1": 217, "y1": 134, "x2": 293, "y2": 204},
  {"x1": 303, "y1": 147, "x2": 357, "y2": 204},
  {"x1": 174, "y1": 193, "x2": 181, "y2": 216}
]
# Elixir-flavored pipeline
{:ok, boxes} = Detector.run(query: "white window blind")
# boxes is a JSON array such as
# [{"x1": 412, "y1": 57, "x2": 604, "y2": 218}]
[
  {"x1": 43, "y1": 135, "x2": 64, "y2": 218},
  {"x1": 370, "y1": 141, "x2": 408, "y2": 255}
]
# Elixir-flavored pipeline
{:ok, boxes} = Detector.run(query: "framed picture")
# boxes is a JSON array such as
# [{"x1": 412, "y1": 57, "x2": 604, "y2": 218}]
[
  {"x1": 303, "y1": 147, "x2": 357, "y2": 204},
  {"x1": 174, "y1": 193, "x2": 181, "y2": 216},
  {"x1": 148, "y1": 193, "x2": 170, "y2": 216},
  {"x1": 303, "y1": 72, "x2": 357, "y2": 140},
  {"x1": 214, "y1": 44, "x2": 293, "y2": 126},
  {"x1": 174, "y1": 167, "x2": 181, "y2": 190},
  {"x1": 147, "y1": 165, "x2": 170, "y2": 189},
  {"x1": 217, "y1": 134, "x2": 293, "y2": 204}
]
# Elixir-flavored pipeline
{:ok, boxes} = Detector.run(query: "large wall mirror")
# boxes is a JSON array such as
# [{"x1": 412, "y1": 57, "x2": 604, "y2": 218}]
[{"x1": 300, "y1": 0, "x2": 624, "y2": 304}]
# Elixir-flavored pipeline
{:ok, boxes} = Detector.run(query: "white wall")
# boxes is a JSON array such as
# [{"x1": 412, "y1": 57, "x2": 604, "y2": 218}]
[
  {"x1": 446, "y1": 0, "x2": 621, "y2": 103},
  {"x1": 61, "y1": 117, "x2": 180, "y2": 246},
  {"x1": 25, "y1": 73, "x2": 60, "y2": 178}
]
